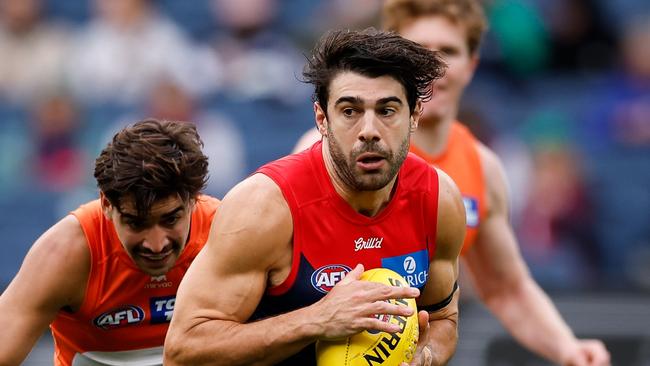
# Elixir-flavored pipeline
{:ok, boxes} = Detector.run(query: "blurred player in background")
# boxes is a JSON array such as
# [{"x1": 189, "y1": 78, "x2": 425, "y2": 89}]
[
  {"x1": 165, "y1": 28, "x2": 466, "y2": 366},
  {"x1": 294, "y1": 1, "x2": 610, "y2": 365},
  {"x1": 0, "y1": 119, "x2": 219, "y2": 365}
]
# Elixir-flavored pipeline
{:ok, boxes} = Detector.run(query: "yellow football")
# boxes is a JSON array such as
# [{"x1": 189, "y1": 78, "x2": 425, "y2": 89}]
[{"x1": 316, "y1": 268, "x2": 419, "y2": 366}]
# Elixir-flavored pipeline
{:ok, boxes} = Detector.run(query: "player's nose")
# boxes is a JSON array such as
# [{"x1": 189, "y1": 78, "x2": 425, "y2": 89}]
[{"x1": 141, "y1": 226, "x2": 170, "y2": 253}]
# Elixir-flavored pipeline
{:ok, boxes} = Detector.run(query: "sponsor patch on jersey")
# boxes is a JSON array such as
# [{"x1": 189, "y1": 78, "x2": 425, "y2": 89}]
[
  {"x1": 310, "y1": 264, "x2": 352, "y2": 294},
  {"x1": 94, "y1": 305, "x2": 145, "y2": 330},
  {"x1": 150, "y1": 295, "x2": 175, "y2": 324},
  {"x1": 144, "y1": 274, "x2": 173, "y2": 289},
  {"x1": 381, "y1": 250, "x2": 429, "y2": 289},
  {"x1": 354, "y1": 237, "x2": 383, "y2": 251},
  {"x1": 463, "y1": 196, "x2": 479, "y2": 228}
]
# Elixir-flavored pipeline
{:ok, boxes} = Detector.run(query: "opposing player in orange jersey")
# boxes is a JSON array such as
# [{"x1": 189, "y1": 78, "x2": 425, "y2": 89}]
[
  {"x1": 293, "y1": 1, "x2": 610, "y2": 365},
  {"x1": 0, "y1": 119, "x2": 219, "y2": 366}
]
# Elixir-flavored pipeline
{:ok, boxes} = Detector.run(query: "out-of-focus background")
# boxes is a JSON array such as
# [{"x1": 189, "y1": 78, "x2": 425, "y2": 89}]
[{"x1": 0, "y1": 0, "x2": 648, "y2": 364}]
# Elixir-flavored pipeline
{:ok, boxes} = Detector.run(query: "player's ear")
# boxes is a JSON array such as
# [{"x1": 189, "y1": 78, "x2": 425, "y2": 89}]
[
  {"x1": 410, "y1": 101, "x2": 422, "y2": 132},
  {"x1": 469, "y1": 53, "x2": 480, "y2": 75},
  {"x1": 188, "y1": 197, "x2": 197, "y2": 212},
  {"x1": 314, "y1": 102, "x2": 328, "y2": 136},
  {"x1": 99, "y1": 192, "x2": 114, "y2": 221}
]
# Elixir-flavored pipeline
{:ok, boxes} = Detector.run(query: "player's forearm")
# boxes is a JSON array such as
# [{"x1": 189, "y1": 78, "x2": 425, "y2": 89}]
[
  {"x1": 0, "y1": 304, "x2": 50, "y2": 366},
  {"x1": 426, "y1": 316, "x2": 458, "y2": 365},
  {"x1": 423, "y1": 291, "x2": 460, "y2": 366},
  {"x1": 0, "y1": 324, "x2": 42, "y2": 365},
  {"x1": 165, "y1": 306, "x2": 319, "y2": 366},
  {"x1": 483, "y1": 278, "x2": 577, "y2": 364}
]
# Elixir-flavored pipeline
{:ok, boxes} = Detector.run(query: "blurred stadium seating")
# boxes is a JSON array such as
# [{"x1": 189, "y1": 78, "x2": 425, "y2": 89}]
[{"x1": 1, "y1": 0, "x2": 648, "y2": 364}]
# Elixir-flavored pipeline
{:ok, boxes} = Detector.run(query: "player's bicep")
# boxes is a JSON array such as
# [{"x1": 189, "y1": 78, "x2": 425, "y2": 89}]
[
  {"x1": 173, "y1": 174, "x2": 293, "y2": 326},
  {"x1": 0, "y1": 216, "x2": 89, "y2": 363},
  {"x1": 419, "y1": 169, "x2": 465, "y2": 308},
  {"x1": 464, "y1": 146, "x2": 529, "y2": 296}
]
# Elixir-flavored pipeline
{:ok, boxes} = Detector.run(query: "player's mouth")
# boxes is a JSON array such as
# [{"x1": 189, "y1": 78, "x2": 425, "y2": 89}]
[
  {"x1": 356, "y1": 153, "x2": 386, "y2": 171},
  {"x1": 137, "y1": 250, "x2": 174, "y2": 267}
]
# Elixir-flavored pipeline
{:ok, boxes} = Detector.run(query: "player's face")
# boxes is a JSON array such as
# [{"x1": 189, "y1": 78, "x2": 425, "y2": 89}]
[
  {"x1": 399, "y1": 15, "x2": 478, "y2": 123},
  {"x1": 102, "y1": 194, "x2": 194, "y2": 276},
  {"x1": 318, "y1": 72, "x2": 415, "y2": 191}
]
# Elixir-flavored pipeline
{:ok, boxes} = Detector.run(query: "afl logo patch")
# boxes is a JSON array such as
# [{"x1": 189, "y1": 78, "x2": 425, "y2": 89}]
[
  {"x1": 311, "y1": 264, "x2": 352, "y2": 294},
  {"x1": 93, "y1": 305, "x2": 145, "y2": 330}
]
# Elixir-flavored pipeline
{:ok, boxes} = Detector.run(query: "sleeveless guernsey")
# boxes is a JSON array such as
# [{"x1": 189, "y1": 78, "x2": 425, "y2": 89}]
[
  {"x1": 253, "y1": 141, "x2": 440, "y2": 365},
  {"x1": 410, "y1": 121, "x2": 487, "y2": 255},
  {"x1": 50, "y1": 195, "x2": 219, "y2": 366}
]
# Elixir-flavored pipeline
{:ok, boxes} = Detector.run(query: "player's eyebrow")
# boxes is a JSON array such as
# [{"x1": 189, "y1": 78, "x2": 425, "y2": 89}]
[
  {"x1": 376, "y1": 96, "x2": 403, "y2": 106},
  {"x1": 334, "y1": 96, "x2": 403, "y2": 106},
  {"x1": 334, "y1": 96, "x2": 364, "y2": 106},
  {"x1": 119, "y1": 205, "x2": 184, "y2": 221},
  {"x1": 160, "y1": 206, "x2": 184, "y2": 218}
]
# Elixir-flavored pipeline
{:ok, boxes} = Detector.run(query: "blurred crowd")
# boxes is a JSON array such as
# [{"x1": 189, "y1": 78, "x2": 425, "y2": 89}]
[{"x1": 0, "y1": 0, "x2": 648, "y2": 293}]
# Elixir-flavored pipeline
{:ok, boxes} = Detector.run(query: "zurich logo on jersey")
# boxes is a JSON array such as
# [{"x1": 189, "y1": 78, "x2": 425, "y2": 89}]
[
  {"x1": 463, "y1": 196, "x2": 479, "y2": 228},
  {"x1": 93, "y1": 305, "x2": 145, "y2": 330},
  {"x1": 311, "y1": 264, "x2": 352, "y2": 294},
  {"x1": 381, "y1": 250, "x2": 429, "y2": 289}
]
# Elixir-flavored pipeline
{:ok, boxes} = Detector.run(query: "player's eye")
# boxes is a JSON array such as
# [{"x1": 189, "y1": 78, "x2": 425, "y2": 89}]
[
  {"x1": 126, "y1": 220, "x2": 146, "y2": 231},
  {"x1": 342, "y1": 108, "x2": 357, "y2": 117},
  {"x1": 162, "y1": 215, "x2": 180, "y2": 227},
  {"x1": 440, "y1": 47, "x2": 459, "y2": 56},
  {"x1": 379, "y1": 108, "x2": 396, "y2": 117}
]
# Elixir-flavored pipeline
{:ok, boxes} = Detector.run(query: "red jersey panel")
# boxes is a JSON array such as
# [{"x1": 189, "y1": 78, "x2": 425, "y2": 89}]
[
  {"x1": 50, "y1": 195, "x2": 219, "y2": 366},
  {"x1": 410, "y1": 121, "x2": 487, "y2": 255},
  {"x1": 252, "y1": 142, "x2": 439, "y2": 365}
]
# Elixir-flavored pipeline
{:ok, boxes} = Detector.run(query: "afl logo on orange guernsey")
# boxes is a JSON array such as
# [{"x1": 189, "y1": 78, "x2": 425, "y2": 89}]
[
  {"x1": 311, "y1": 264, "x2": 351, "y2": 293},
  {"x1": 93, "y1": 305, "x2": 145, "y2": 330}
]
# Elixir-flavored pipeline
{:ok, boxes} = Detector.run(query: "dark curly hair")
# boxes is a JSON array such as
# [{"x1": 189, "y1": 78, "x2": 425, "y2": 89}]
[
  {"x1": 94, "y1": 119, "x2": 209, "y2": 217},
  {"x1": 302, "y1": 28, "x2": 446, "y2": 115}
]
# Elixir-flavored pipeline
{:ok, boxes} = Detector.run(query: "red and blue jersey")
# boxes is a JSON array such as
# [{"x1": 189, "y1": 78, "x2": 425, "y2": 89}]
[{"x1": 253, "y1": 141, "x2": 439, "y2": 365}]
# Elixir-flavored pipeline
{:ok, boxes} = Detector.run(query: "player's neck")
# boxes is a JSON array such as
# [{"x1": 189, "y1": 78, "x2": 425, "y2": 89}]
[
  {"x1": 322, "y1": 143, "x2": 395, "y2": 217},
  {"x1": 412, "y1": 115, "x2": 455, "y2": 157}
]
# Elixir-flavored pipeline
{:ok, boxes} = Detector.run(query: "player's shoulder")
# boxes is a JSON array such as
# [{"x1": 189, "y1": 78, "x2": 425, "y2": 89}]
[
  {"x1": 230, "y1": 173, "x2": 283, "y2": 200},
  {"x1": 475, "y1": 141, "x2": 503, "y2": 172},
  {"x1": 17, "y1": 214, "x2": 90, "y2": 307},
  {"x1": 475, "y1": 141, "x2": 509, "y2": 199},
  {"x1": 43, "y1": 215, "x2": 90, "y2": 261},
  {"x1": 195, "y1": 194, "x2": 221, "y2": 212},
  {"x1": 435, "y1": 168, "x2": 464, "y2": 220},
  {"x1": 220, "y1": 173, "x2": 290, "y2": 224},
  {"x1": 435, "y1": 167, "x2": 460, "y2": 196},
  {"x1": 434, "y1": 167, "x2": 466, "y2": 258},
  {"x1": 210, "y1": 173, "x2": 293, "y2": 261}
]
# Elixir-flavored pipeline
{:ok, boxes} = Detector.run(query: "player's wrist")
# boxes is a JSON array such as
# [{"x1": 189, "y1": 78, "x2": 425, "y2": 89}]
[
  {"x1": 291, "y1": 304, "x2": 326, "y2": 341},
  {"x1": 556, "y1": 338, "x2": 581, "y2": 365}
]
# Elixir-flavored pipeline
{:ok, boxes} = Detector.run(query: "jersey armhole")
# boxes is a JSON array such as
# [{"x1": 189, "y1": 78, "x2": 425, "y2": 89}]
[
  {"x1": 425, "y1": 168, "x2": 440, "y2": 262},
  {"x1": 256, "y1": 170, "x2": 302, "y2": 297},
  {"x1": 68, "y1": 212, "x2": 99, "y2": 315}
]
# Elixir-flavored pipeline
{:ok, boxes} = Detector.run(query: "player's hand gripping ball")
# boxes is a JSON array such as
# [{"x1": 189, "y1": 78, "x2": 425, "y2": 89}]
[{"x1": 316, "y1": 268, "x2": 419, "y2": 366}]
